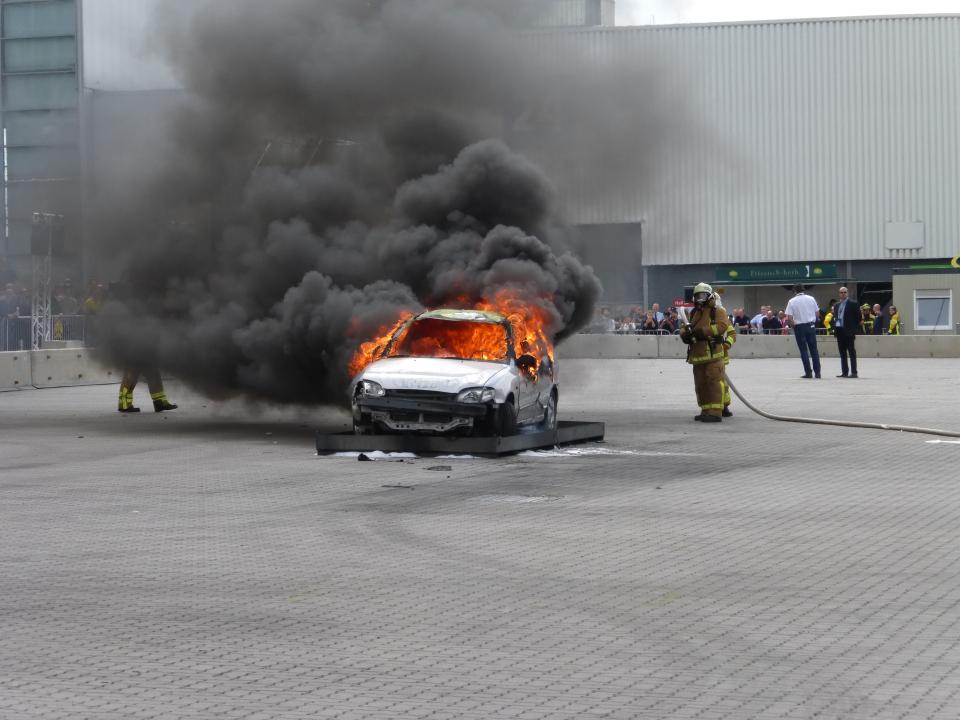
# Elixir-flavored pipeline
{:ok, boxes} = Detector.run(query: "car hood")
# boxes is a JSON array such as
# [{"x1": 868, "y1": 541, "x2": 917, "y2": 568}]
[{"x1": 359, "y1": 356, "x2": 508, "y2": 393}]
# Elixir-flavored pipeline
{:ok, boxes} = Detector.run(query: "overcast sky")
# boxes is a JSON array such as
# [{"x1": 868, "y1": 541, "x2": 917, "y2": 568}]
[{"x1": 615, "y1": 0, "x2": 960, "y2": 25}]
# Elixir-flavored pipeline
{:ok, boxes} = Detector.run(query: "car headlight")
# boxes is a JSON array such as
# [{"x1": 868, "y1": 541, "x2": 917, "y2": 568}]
[
  {"x1": 356, "y1": 380, "x2": 385, "y2": 398},
  {"x1": 457, "y1": 387, "x2": 495, "y2": 403}
]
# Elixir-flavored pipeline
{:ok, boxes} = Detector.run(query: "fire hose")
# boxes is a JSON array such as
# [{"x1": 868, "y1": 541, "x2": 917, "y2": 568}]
[
  {"x1": 677, "y1": 304, "x2": 960, "y2": 439},
  {"x1": 723, "y1": 371, "x2": 960, "y2": 439}
]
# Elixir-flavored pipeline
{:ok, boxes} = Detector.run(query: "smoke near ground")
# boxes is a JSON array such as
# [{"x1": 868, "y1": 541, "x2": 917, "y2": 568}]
[{"x1": 89, "y1": 0, "x2": 681, "y2": 405}]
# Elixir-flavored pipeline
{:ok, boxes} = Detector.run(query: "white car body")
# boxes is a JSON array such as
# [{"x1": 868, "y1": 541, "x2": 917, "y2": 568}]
[{"x1": 350, "y1": 309, "x2": 558, "y2": 435}]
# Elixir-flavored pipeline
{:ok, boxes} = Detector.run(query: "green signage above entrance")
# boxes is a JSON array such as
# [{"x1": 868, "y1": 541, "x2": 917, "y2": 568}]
[{"x1": 716, "y1": 263, "x2": 839, "y2": 283}]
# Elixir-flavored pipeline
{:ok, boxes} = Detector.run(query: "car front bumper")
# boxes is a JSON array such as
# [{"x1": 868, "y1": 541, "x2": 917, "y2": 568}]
[{"x1": 354, "y1": 394, "x2": 491, "y2": 433}]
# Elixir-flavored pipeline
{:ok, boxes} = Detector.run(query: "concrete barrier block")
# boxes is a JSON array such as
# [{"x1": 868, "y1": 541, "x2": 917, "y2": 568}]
[
  {"x1": 558, "y1": 333, "x2": 960, "y2": 360},
  {"x1": 857, "y1": 335, "x2": 883, "y2": 358},
  {"x1": 732, "y1": 335, "x2": 798, "y2": 358},
  {"x1": 31, "y1": 349, "x2": 117, "y2": 388},
  {"x1": 924, "y1": 335, "x2": 960, "y2": 358},
  {"x1": 558, "y1": 334, "x2": 659, "y2": 359},
  {"x1": 816, "y1": 336, "x2": 837, "y2": 357},
  {"x1": 0, "y1": 351, "x2": 32, "y2": 390},
  {"x1": 658, "y1": 335, "x2": 688, "y2": 359}
]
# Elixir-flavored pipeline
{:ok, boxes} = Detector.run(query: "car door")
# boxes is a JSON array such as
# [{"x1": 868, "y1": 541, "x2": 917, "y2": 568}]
[
  {"x1": 514, "y1": 357, "x2": 539, "y2": 423},
  {"x1": 537, "y1": 354, "x2": 555, "y2": 403}
]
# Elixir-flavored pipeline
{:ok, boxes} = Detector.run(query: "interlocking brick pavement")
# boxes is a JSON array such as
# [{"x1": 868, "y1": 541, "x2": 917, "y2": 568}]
[{"x1": 1, "y1": 359, "x2": 959, "y2": 719}]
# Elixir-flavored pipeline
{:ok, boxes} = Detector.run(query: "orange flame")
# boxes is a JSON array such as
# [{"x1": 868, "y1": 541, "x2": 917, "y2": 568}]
[
  {"x1": 348, "y1": 290, "x2": 556, "y2": 378},
  {"x1": 385, "y1": 317, "x2": 510, "y2": 363},
  {"x1": 348, "y1": 313, "x2": 413, "y2": 378},
  {"x1": 473, "y1": 290, "x2": 555, "y2": 368}
]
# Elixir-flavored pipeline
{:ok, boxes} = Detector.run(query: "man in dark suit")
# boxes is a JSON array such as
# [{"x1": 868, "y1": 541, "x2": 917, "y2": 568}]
[{"x1": 832, "y1": 287, "x2": 859, "y2": 378}]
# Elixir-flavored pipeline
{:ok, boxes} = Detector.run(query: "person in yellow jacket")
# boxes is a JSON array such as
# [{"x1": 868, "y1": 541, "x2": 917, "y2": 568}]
[
  {"x1": 887, "y1": 305, "x2": 901, "y2": 335},
  {"x1": 860, "y1": 303, "x2": 874, "y2": 334},
  {"x1": 712, "y1": 292, "x2": 737, "y2": 417},
  {"x1": 679, "y1": 283, "x2": 731, "y2": 423},
  {"x1": 823, "y1": 308, "x2": 834, "y2": 335}
]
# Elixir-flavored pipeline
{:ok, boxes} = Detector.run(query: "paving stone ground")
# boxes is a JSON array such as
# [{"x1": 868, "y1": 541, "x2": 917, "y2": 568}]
[{"x1": 1, "y1": 358, "x2": 959, "y2": 720}]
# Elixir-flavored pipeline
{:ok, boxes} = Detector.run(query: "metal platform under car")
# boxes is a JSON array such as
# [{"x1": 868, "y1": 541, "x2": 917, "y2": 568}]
[{"x1": 316, "y1": 420, "x2": 605, "y2": 457}]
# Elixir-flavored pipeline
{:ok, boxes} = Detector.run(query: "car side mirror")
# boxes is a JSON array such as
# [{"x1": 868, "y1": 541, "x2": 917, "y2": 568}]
[{"x1": 516, "y1": 354, "x2": 537, "y2": 372}]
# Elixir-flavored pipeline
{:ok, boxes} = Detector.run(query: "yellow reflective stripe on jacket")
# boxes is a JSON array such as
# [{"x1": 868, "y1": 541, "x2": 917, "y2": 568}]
[{"x1": 688, "y1": 352, "x2": 724, "y2": 364}]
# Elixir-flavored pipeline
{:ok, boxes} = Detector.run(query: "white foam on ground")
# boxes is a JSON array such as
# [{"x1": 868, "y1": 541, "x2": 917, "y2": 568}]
[
  {"x1": 925, "y1": 440, "x2": 960, "y2": 445},
  {"x1": 471, "y1": 494, "x2": 563, "y2": 504},
  {"x1": 328, "y1": 451, "x2": 418, "y2": 459},
  {"x1": 519, "y1": 447, "x2": 703, "y2": 458}
]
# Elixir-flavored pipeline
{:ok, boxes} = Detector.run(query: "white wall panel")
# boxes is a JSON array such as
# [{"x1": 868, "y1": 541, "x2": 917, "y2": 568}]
[
  {"x1": 74, "y1": 7, "x2": 960, "y2": 265},
  {"x1": 550, "y1": 16, "x2": 960, "y2": 265},
  {"x1": 80, "y1": 0, "x2": 178, "y2": 91}
]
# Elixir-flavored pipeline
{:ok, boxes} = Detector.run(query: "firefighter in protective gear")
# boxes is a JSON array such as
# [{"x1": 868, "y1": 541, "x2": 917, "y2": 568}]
[
  {"x1": 888, "y1": 306, "x2": 901, "y2": 335},
  {"x1": 118, "y1": 367, "x2": 178, "y2": 413},
  {"x1": 679, "y1": 283, "x2": 731, "y2": 423},
  {"x1": 823, "y1": 309, "x2": 834, "y2": 335},
  {"x1": 713, "y1": 293, "x2": 737, "y2": 417},
  {"x1": 860, "y1": 303, "x2": 874, "y2": 334}
]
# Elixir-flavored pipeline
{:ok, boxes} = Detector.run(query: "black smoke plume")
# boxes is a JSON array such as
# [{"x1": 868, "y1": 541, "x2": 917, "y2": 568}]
[{"x1": 89, "y1": 0, "x2": 677, "y2": 405}]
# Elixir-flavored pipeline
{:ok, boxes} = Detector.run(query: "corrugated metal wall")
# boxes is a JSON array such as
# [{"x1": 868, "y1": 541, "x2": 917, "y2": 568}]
[
  {"x1": 536, "y1": 1, "x2": 616, "y2": 28},
  {"x1": 73, "y1": 7, "x2": 960, "y2": 265},
  {"x1": 551, "y1": 16, "x2": 960, "y2": 265},
  {"x1": 80, "y1": 0, "x2": 177, "y2": 91}
]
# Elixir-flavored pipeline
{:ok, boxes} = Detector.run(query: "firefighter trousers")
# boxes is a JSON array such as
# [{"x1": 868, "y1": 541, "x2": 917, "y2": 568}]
[
  {"x1": 693, "y1": 360, "x2": 725, "y2": 417},
  {"x1": 118, "y1": 367, "x2": 170, "y2": 411},
  {"x1": 120, "y1": 367, "x2": 163, "y2": 394}
]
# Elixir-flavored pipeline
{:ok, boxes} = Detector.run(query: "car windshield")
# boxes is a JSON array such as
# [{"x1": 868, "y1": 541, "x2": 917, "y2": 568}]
[{"x1": 388, "y1": 318, "x2": 509, "y2": 362}]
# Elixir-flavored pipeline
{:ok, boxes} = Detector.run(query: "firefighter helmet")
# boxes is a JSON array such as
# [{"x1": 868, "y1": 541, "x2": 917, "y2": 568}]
[{"x1": 693, "y1": 282, "x2": 713, "y2": 304}]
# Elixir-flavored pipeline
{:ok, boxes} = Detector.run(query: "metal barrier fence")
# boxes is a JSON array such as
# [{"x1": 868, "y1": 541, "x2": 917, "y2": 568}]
[
  {"x1": 0, "y1": 315, "x2": 86, "y2": 351},
  {"x1": 580, "y1": 327, "x2": 898, "y2": 336}
]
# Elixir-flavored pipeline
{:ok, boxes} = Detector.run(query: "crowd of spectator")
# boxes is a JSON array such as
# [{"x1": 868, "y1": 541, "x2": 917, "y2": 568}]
[
  {"x1": 592, "y1": 303, "x2": 681, "y2": 335},
  {"x1": 589, "y1": 297, "x2": 900, "y2": 336},
  {"x1": 0, "y1": 277, "x2": 105, "y2": 320},
  {"x1": 0, "y1": 260, "x2": 107, "y2": 350}
]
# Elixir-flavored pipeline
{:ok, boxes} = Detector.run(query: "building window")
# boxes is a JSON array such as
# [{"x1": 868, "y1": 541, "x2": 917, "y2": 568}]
[{"x1": 914, "y1": 290, "x2": 952, "y2": 331}]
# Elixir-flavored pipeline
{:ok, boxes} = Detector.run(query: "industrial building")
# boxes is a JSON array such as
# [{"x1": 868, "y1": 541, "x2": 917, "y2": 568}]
[{"x1": 2, "y1": 1, "x2": 959, "y2": 332}]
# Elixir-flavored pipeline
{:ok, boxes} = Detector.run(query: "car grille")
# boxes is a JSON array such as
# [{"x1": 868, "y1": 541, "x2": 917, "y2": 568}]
[
  {"x1": 389, "y1": 410, "x2": 454, "y2": 424},
  {"x1": 385, "y1": 389, "x2": 456, "y2": 401}
]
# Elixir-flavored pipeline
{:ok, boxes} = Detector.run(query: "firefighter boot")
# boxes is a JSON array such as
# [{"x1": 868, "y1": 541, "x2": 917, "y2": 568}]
[
  {"x1": 151, "y1": 391, "x2": 178, "y2": 412},
  {"x1": 118, "y1": 386, "x2": 140, "y2": 413}
]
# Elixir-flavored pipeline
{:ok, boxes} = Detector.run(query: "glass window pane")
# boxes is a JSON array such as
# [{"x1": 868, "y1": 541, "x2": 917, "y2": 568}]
[
  {"x1": 3, "y1": 73, "x2": 78, "y2": 111},
  {"x1": 4, "y1": 179, "x2": 78, "y2": 220},
  {"x1": 3, "y1": 109, "x2": 78, "y2": 146},
  {"x1": 3, "y1": 37, "x2": 76, "y2": 72},
  {"x1": 916, "y1": 297, "x2": 950, "y2": 328},
  {"x1": 4, "y1": 219, "x2": 34, "y2": 256},
  {"x1": 2, "y1": 1, "x2": 76, "y2": 39},
  {"x1": 5, "y1": 146, "x2": 79, "y2": 181}
]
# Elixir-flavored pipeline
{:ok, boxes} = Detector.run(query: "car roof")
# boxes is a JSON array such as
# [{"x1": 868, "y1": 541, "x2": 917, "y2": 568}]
[{"x1": 416, "y1": 308, "x2": 506, "y2": 324}]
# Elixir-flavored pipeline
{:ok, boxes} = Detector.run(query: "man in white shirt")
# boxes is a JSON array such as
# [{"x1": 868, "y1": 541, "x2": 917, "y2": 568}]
[
  {"x1": 750, "y1": 305, "x2": 768, "y2": 334},
  {"x1": 785, "y1": 284, "x2": 822, "y2": 378}
]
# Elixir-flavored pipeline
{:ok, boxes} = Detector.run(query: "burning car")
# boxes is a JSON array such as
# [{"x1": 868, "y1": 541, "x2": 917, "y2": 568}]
[{"x1": 349, "y1": 308, "x2": 558, "y2": 436}]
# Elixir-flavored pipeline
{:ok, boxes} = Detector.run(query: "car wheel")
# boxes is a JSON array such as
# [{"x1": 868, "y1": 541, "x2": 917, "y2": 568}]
[
  {"x1": 497, "y1": 400, "x2": 518, "y2": 436},
  {"x1": 539, "y1": 390, "x2": 558, "y2": 431},
  {"x1": 353, "y1": 419, "x2": 376, "y2": 435}
]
